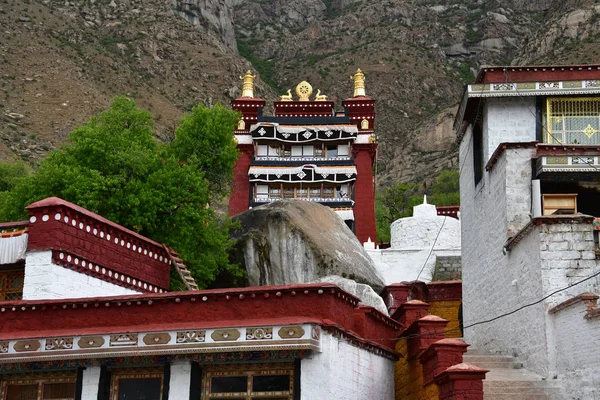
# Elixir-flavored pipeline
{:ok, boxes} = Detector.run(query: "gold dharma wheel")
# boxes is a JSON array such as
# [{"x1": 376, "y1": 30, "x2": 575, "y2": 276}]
[{"x1": 296, "y1": 81, "x2": 313, "y2": 101}]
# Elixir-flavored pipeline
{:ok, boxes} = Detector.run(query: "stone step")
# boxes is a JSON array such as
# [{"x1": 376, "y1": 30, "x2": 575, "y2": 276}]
[{"x1": 463, "y1": 355, "x2": 523, "y2": 369}]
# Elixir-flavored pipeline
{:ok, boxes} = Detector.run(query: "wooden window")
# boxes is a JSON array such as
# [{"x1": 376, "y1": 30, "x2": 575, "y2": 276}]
[
  {"x1": 1, "y1": 373, "x2": 76, "y2": 400},
  {"x1": 0, "y1": 268, "x2": 24, "y2": 301},
  {"x1": 256, "y1": 145, "x2": 268, "y2": 156},
  {"x1": 256, "y1": 185, "x2": 269, "y2": 199},
  {"x1": 202, "y1": 364, "x2": 293, "y2": 400},
  {"x1": 337, "y1": 144, "x2": 349, "y2": 157}
]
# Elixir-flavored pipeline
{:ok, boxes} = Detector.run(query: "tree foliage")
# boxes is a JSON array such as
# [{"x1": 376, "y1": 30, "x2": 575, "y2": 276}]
[
  {"x1": 0, "y1": 97, "x2": 243, "y2": 289},
  {"x1": 375, "y1": 169, "x2": 460, "y2": 243}
]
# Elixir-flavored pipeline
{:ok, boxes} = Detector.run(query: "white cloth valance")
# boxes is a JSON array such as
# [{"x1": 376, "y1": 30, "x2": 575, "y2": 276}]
[
  {"x1": 0, "y1": 234, "x2": 28, "y2": 265},
  {"x1": 248, "y1": 166, "x2": 357, "y2": 176},
  {"x1": 335, "y1": 209, "x2": 355, "y2": 221},
  {"x1": 251, "y1": 122, "x2": 359, "y2": 134}
]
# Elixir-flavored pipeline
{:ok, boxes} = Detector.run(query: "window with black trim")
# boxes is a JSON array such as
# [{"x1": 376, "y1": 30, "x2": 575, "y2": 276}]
[
  {"x1": 109, "y1": 368, "x2": 164, "y2": 400},
  {"x1": 202, "y1": 364, "x2": 293, "y2": 400},
  {"x1": 472, "y1": 120, "x2": 483, "y2": 186}
]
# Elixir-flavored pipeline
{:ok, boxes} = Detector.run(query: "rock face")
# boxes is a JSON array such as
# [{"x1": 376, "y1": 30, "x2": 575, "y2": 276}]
[
  {"x1": 311, "y1": 276, "x2": 388, "y2": 315},
  {"x1": 231, "y1": 200, "x2": 385, "y2": 292}
]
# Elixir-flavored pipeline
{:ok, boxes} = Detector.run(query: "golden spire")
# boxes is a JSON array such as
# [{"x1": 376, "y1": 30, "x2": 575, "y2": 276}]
[
  {"x1": 352, "y1": 68, "x2": 366, "y2": 97},
  {"x1": 241, "y1": 71, "x2": 256, "y2": 98}
]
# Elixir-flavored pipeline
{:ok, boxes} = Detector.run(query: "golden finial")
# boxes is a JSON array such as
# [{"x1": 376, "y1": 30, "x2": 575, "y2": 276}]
[
  {"x1": 352, "y1": 68, "x2": 366, "y2": 97},
  {"x1": 315, "y1": 89, "x2": 327, "y2": 101},
  {"x1": 240, "y1": 71, "x2": 256, "y2": 98},
  {"x1": 296, "y1": 81, "x2": 313, "y2": 101},
  {"x1": 279, "y1": 89, "x2": 293, "y2": 101}
]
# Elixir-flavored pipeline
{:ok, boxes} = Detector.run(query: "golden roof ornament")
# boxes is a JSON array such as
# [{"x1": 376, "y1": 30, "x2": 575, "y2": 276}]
[
  {"x1": 315, "y1": 89, "x2": 327, "y2": 101},
  {"x1": 280, "y1": 89, "x2": 293, "y2": 101},
  {"x1": 352, "y1": 68, "x2": 366, "y2": 97},
  {"x1": 296, "y1": 81, "x2": 313, "y2": 101},
  {"x1": 240, "y1": 71, "x2": 256, "y2": 98}
]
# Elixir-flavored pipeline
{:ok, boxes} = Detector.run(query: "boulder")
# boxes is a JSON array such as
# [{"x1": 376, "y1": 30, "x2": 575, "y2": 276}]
[
  {"x1": 311, "y1": 276, "x2": 388, "y2": 315},
  {"x1": 231, "y1": 200, "x2": 385, "y2": 292}
]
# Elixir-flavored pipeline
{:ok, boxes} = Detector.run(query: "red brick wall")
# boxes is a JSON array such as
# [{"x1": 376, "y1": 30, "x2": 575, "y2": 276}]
[{"x1": 26, "y1": 198, "x2": 170, "y2": 290}]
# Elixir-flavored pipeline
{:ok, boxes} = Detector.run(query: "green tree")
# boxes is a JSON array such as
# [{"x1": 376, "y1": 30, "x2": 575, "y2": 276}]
[
  {"x1": 429, "y1": 169, "x2": 460, "y2": 206},
  {"x1": 375, "y1": 182, "x2": 422, "y2": 242},
  {"x1": 168, "y1": 104, "x2": 240, "y2": 198},
  {"x1": 0, "y1": 96, "x2": 243, "y2": 289}
]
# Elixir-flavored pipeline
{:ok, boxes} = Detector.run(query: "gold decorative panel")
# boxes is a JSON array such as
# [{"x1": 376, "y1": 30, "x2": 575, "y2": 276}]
[
  {"x1": 211, "y1": 329, "x2": 241, "y2": 342},
  {"x1": 546, "y1": 156, "x2": 568, "y2": 164},
  {"x1": 546, "y1": 97, "x2": 600, "y2": 144},
  {"x1": 14, "y1": 340, "x2": 41, "y2": 352},
  {"x1": 78, "y1": 336, "x2": 105, "y2": 348},
  {"x1": 143, "y1": 333, "x2": 171, "y2": 345},
  {"x1": 278, "y1": 326, "x2": 305, "y2": 339}
]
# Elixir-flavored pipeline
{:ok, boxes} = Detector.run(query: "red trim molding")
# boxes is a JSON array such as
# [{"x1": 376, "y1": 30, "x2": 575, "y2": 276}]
[
  {"x1": 549, "y1": 292, "x2": 599, "y2": 315},
  {"x1": 51, "y1": 250, "x2": 159, "y2": 294},
  {"x1": 0, "y1": 283, "x2": 402, "y2": 354},
  {"x1": 485, "y1": 142, "x2": 538, "y2": 172},
  {"x1": 536, "y1": 144, "x2": 600, "y2": 157}
]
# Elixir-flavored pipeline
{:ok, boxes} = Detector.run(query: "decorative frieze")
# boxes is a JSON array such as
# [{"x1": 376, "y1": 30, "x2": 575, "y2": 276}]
[
  {"x1": 110, "y1": 334, "x2": 138, "y2": 347},
  {"x1": 0, "y1": 324, "x2": 318, "y2": 363},
  {"x1": 177, "y1": 331, "x2": 205, "y2": 343},
  {"x1": 468, "y1": 79, "x2": 600, "y2": 98},
  {"x1": 45, "y1": 338, "x2": 73, "y2": 350}
]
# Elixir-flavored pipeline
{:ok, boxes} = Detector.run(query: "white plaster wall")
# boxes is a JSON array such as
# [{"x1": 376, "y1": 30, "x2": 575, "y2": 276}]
[
  {"x1": 552, "y1": 301, "x2": 600, "y2": 399},
  {"x1": 390, "y1": 214, "x2": 461, "y2": 250},
  {"x1": 483, "y1": 97, "x2": 536, "y2": 162},
  {"x1": 301, "y1": 331, "x2": 394, "y2": 400},
  {"x1": 23, "y1": 251, "x2": 141, "y2": 300},
  {"x1": 169, "y1": 361, "x2": 192, "y2": 399},
  {"x1": 367, "y1": 249, "x2": 460, "y2": 285},
  {"x1": 81, "y1": 366, "x2": 101, "y2": 400}
]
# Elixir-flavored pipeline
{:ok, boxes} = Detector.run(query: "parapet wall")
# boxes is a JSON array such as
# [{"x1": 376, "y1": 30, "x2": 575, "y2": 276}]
[{"x1": 25, "y1": 197, "x2": 171, "y2": 291}]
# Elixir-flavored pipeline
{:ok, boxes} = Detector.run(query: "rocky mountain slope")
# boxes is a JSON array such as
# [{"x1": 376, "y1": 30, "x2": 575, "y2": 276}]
[
  {"x1": 2, "y1": 0, "x2": 600, "y2": 188},
  {"x1": 0, "y1": 0, "x2": 274, "y2": 164}
]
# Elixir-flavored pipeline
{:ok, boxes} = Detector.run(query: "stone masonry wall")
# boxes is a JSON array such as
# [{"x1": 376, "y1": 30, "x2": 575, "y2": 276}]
[
  {"x1": 432, "y1": 256, "x2": 461, "y2": 281},
  {"x1": 551, "y1": 297, "x2": 600, "y2": 399},
  {"x1": 539, "y1": 221, "x2": 600, "y2": 306},
  {"x1": 301, "y1": 331, "x2": 394, "y2": 400}
]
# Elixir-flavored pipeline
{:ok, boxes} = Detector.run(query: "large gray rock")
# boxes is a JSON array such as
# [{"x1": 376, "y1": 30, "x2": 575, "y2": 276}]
[
  {"x1": 311, "y1": 276, "x2": 388, "y2": 315},
  {"x1": 231, "y1": 200, "x2": 385, "y2": 292}
]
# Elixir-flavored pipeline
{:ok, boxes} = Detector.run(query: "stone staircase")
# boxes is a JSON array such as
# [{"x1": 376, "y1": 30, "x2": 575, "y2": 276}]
[{"x1": 463, "y1": 349, "x2": 567, "y2": 400}]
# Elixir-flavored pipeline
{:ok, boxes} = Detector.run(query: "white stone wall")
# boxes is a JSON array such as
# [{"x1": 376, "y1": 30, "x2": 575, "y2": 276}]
[
  {"x1": 22, "y1": 251, "x2": 141, "y2": 300},
  {"x1": 539, "y1": 223, "x2": 600, "y2": 305},
  {"x1": 552, "y1": 299, "x2": 600, "y2": 399},
  {"x1": 301, "y1": 331, "x2": 394, "y2": 400},
  {"x1": 459, "y1": 124, "x2": 553, "y2": 373},
  {"x1": 81, "y1": 366, "x2": 101, "y2": 399},
  {"x1": 483, "y1": 97, "x2": 536, "y2": 162}
]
